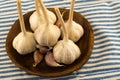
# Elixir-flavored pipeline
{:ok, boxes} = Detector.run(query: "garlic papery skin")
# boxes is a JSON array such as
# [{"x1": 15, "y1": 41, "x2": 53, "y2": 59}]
[
  {"x1": 34, "y1": 0, "x2": 60, "y2": 48},
  {"x1": 33, "y1": 50, "x2": 43, "y2": 67},
  {"x1": 53, "y1": 7, "x2": 81, "y2": 64},
  {"x1": 64, "y1": 0, "x2": 84, "y2": 42},
  {"x1": 45, "y1": 52, "x2": 63, "y2": 67},
  {"x1": 13, "y1": 0, "x2": 36, "y2": 55},
  {"x1": 29, "y1": 0, "x2": 56, "y2": 32}
]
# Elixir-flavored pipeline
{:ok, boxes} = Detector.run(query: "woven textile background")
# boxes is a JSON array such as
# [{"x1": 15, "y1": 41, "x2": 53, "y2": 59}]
[{"x1": 0, "y1": 0, "x2": 120, "y2": 79}]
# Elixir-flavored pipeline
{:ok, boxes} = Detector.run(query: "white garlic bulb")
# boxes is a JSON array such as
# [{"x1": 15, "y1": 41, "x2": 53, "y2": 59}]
[
  {"x1": 65, "y1": 21, "x2": 84, "y2": 42},
  {"x1": 53, "y1": 7, "x2": 81, "y2": 64},
  {"x1": 29, "y1": 0, "x2": 56, "y2": 31},
  {"x1": 63, "y1": 0, "x2": 84, "y2": 42},
  {"x1": 13, "y1": 0, "x2": 36, "y2": 55},
  {"x1": 34, "y1": 23, "x2": 60, "y2": 47},
  {"x1": 13, "y1": 32, "x2": 36, "y2": 55},
  {"x1": 34, "y1": 0, "x2": 60, "y2": 48}
]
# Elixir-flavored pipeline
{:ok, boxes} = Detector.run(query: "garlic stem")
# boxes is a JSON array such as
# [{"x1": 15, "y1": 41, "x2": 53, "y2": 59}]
[
  {"x1": 35, "y1": 0, "x2": 41, "y2": 18},
  {"x1": 38, "y1": 0, "x2": 49, "y2": 26},
  {"x1": 54, "y1": 7, "x2": 68, "y2": 41},
  {"x1": 68, "y1": 0, "x2": 75, "y2": 25},
  {"x1": 16, "y1": 0, "x2": 26, "y2": 35}
]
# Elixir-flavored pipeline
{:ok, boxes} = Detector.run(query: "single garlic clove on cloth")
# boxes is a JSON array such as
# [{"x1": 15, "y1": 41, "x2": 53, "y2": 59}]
[
  {"x1": 45, "y1": 52, "x2": 63, "y2": 67},
  {"x1": 29, "y1": 0, "x2": 56, "y2": 32},
  {"x1": 13, "y1": 0, "x2": 36, "y2": 55},
  {"x1": 53, "y1": 7, "x2": 81, "y2": 64}
]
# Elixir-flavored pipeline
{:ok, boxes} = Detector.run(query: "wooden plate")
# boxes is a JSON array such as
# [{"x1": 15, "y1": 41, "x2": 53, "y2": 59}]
[{"x1": 6, "y1": 8, "x2": 94, "y2": 77}]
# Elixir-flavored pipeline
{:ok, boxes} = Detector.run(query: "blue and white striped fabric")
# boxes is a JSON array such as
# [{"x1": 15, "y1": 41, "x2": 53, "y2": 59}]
[{"x1": 1, "y1": 0, "x2": 120, "y2": 79}]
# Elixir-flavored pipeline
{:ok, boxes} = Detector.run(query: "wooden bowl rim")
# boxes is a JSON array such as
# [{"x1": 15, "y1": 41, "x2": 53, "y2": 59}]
[{"x1": 6, "y1": 8, "x2": 94, "y2": 77}]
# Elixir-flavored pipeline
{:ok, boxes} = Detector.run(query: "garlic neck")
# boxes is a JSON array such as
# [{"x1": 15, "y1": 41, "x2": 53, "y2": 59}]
[
  {"x1": 68, "y1": 0, "x2": 75, "y2": 26},
  {"x1": 17, "y1": 0, "x2": 26, "y2": 35},
  {"x1": 38, "y1": 0, "x2": 49, "y2": 26},
  {"x1": 35, "y1": 0, "x2": 41, "y2": 22},
  {"x1": 54, "y1": 7, "x2": 68, "y2": 42}
]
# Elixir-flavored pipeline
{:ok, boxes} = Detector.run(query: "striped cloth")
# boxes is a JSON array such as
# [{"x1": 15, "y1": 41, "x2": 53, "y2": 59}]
[{"x1": 0, "y1": 0, "x2": 120, "y2": 79}]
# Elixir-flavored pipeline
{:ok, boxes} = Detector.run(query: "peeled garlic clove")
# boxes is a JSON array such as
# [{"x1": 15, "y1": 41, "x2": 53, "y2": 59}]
[
  {"x1": 45, "y1": 52, "x2": 63, "y2": 67},
  {"x1": 33, "y1": 50, "x2": 43, "y2": 67}
]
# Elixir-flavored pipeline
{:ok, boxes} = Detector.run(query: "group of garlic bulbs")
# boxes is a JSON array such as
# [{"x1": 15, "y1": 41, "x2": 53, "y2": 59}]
[{"x1": 13, "y1": 0, "x2": 84, "y2": 67}]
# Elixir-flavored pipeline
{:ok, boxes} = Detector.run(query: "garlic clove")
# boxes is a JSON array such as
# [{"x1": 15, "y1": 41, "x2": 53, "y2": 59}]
[
  {"x1": 36, "y1": 45, "x2": 49, "y2": 54},
  {"x1": 33, "y1": 50, "x2": 43, "y2": 67},
  {"x1": 45, "y1": 52, "x2": 63, "y2": 67}
]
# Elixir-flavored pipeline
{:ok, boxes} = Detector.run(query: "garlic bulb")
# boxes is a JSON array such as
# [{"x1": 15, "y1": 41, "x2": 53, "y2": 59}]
[
  {"x1": 53, "y1": 7, "x2": 81, "y2": 64},
  {"x1": 34, "y1": 0, "x2": 60, "y2": 48},
  {"x1": 45, "y1": 52, "x2": 63, "y2": 67},
  {"x1": 29, "y1": 0, "x2": 56, "y2": 31},
  {"x1": 63, "y1": 0, "x2": 84, "y2": 42},
  {"x1": 13, "y1": 0, "x2": 36, "y2": 55}
]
